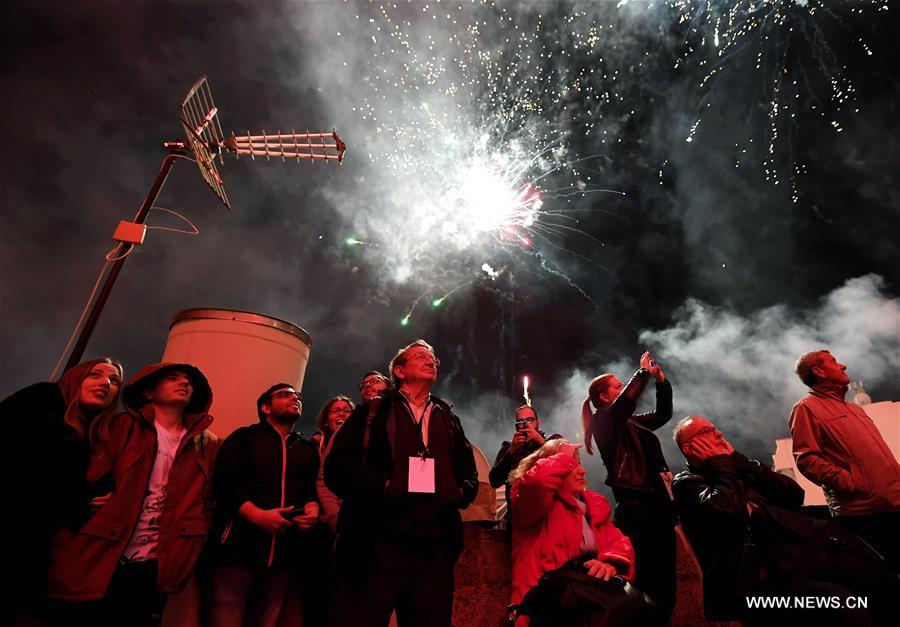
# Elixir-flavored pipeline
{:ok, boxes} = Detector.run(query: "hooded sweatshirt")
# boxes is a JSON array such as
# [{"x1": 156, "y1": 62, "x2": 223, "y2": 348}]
[{"x1": 47, "y1": 363, "x2": 219, "y2": 601}]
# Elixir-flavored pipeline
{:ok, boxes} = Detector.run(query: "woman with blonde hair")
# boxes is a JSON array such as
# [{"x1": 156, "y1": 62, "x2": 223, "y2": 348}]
[
  {"x1": 1, "y1": 357, "x2": 124, "y2": 624},
  {"x1": 508, "y1": 438, "x2": 636, "y2": 626}
]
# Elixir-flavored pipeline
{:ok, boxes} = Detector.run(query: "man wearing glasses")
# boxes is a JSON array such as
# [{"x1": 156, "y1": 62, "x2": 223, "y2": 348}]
[
  {"x1": 207, "y1": 383, "x2": 320, "y2": 627},
  {"x1": 325, "y1": 340, "x2": 478, "y2": 627},
  {"x1": 357, "y1": 370, "x2": 392, "y2": 403},
  {"x1": 489, "y1": 405, "x2": 560, "y2": 491}
]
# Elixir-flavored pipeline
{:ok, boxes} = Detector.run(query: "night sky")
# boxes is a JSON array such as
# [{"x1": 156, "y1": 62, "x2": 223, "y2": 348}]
[{"x1": 3, "y1": 0, "x2": 898, "y2": 493}]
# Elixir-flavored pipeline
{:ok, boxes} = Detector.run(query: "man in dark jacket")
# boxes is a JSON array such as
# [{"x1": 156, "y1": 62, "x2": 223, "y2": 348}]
[
  {"x1": 207, "y1": 383, "x2": 320, "y2": 627},
  {"x1": 489, "y1": 405, "x2": 559, "y2": 489},
  {"x1": 325, "y1": 339, "x2": 478, "y2": 627},
  {"x1": 581, "y1": 351, "x2": 675, "y2": 622},
  {"x1": 673, "y1": 415, "x2": 895, "y2": 625},
  {"x1": 673, "y1": 415, "x2": 804, "y2": 620}
]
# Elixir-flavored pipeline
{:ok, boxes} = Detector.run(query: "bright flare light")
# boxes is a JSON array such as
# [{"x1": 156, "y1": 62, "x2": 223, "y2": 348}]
[{"x1": 449, "y1": 160, "x2": 542, "y2": 238}]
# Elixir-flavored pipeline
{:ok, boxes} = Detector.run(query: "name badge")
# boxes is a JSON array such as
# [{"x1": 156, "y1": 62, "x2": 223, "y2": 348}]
[{"x1": 408, "y1": 456, "x2": 435, "y2": 493}]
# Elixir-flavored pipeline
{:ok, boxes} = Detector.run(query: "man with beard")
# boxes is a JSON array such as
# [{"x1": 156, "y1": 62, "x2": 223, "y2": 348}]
[
  {"x1": 325, "y1": 340, "x2": 478, "y2": 627},
  {"x1": 790, "y1": 350, "x2": 900, "y2": 572},
  {"x1": 490, "y1": 405, "x2": 560, "y2": 490},
  {"x1": 207, "y1": 383, "x2": 320, "y2": 627}
]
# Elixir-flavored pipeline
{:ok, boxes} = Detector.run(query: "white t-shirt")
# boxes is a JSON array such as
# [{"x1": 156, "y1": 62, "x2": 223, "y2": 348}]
[{"x1": 121, "y1": 421, "x2": 185, "y2": 563}]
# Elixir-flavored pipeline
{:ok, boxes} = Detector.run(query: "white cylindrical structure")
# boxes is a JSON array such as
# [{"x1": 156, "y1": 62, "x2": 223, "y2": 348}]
[{"x1": 162, "y1": 308, "x2": 313, "y2": 439}]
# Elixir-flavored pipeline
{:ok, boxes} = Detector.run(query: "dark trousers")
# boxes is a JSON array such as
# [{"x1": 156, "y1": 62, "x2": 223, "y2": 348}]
[
  {"x1": 836, "y1": 512, "x2": 900, "y2": 573},
  {"x1": 207, "y1": 566, "x2": 291, "y2": 627},
  {"x1": 45, "y1": 560, "x2": 165, "y2": 627},
  {"x1": 333, "y1": 538, "x2": 454, "y2": 627},
  {"x1": 614, "y1": 502, "x2": 675, "y2": 624}
]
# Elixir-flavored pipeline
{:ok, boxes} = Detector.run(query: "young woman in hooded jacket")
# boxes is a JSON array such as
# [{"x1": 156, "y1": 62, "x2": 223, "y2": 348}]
[
  {"x1": 508, "y1": 439, "x2": 635, "y2": 627},
  {"x1": 45, "y1": 362, "x2": 218, "y2": 626},
  {"x1": 0, "y1": 357, "x2": 124, "y2": 625}
]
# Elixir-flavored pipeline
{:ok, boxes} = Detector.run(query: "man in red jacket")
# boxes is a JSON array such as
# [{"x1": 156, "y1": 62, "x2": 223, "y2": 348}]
[
  {"x1": 790, "y1": 350, "x2": 900, "y2": 572},
  {"x1": 47, "y1": 363, "x2": 219, "y2": 626}
]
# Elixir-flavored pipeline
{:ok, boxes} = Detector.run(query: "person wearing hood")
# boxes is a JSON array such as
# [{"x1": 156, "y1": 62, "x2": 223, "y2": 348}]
[
  {"x1": 46, "y1": 362, "x2": 219, "y2": 626},
  {"x1": 1, "y1": 357, "x2": 123, "y2": 625},
  {"x1": 790, "y1": 350, "x2": 900, "y2": 572}
]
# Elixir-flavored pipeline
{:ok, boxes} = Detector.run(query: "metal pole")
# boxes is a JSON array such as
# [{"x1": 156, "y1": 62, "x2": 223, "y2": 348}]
[{"x1": 64, "y1": 151, "x2": 182, "y2": 371}]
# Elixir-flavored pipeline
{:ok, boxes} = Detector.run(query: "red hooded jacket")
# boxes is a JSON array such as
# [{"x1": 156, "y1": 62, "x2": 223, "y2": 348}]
[
  {"x1": 509, "y1": 453, "x2": 635, "y2": 614},
  {"x1": 47, "y1": 363, "x2": 219, "y2": 601}
]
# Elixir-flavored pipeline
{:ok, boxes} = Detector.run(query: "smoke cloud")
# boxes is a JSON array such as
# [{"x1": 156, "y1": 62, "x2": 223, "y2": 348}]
[{"x1": 524, "y1": 274, "x2": 900, "y2": 490}]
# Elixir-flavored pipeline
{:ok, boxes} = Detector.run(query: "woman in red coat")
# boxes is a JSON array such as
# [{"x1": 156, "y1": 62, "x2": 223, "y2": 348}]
[{"x1": 509, "y1": 439, "x2": 635, "y2": 625}]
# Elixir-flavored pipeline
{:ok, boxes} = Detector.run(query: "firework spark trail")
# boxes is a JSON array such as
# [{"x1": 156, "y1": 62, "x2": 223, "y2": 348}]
[
  {"x1": 401, "y1": 289, "x2": 431, "y2": 327},
  {"x1": 665, "y1": 0, "x2": 885, "y2": 201},
  {"x1": 301, "y1": 0, "x2": 886, "y2": 320},
  {"x1": 432, "y1": 280, "x2": 474, "y2": 309},
  {"x1": 305, "y1": 1, "x2": 641, "y2": 302}
]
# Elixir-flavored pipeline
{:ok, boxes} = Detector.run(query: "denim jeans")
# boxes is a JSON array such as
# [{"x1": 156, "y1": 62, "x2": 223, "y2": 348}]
[{"x1": 207, "y1": 566, "x2": 291, "y2": 627}]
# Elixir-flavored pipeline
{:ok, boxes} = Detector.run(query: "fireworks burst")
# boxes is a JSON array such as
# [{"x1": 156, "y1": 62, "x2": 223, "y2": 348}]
[
  {"x1": 326, "y1": 1, "x2": 631, "y2": 299},
  {"x1": 668, "y1": 0, "x2": 888, "y2": 201},
  {"x1": 307, "y1": 0, "x2": 888, "y2": 323}
]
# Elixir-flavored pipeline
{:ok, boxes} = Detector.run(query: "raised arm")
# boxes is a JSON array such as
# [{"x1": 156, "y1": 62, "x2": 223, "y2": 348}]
[
  {"x1": 631, "y1": 378, "x2": 673, "y2": 431},
  {"x1": 489, "y1": 441, "x2": 515, "y2": 488},
  {"x1": 672, "y1": 455, "x2": 750, "y2": 518},
  {"x1": 731, "y1": 451, "x2": 804, "y2": 510},
  {"x1": 510, "y1": 452, "x2": 578, "y2": 528}
]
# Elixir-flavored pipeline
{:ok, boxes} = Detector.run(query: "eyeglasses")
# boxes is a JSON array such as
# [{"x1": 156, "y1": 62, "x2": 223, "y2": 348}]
[
  {"x1": 357, "y1": 376, "x2": 389, "y2": 390},
  {"x1": 404, "y1": 352, "x2": 441, "y2": 366},
  {"x1": 272, "y1": 390, "x2": 303, "y2": 401}
]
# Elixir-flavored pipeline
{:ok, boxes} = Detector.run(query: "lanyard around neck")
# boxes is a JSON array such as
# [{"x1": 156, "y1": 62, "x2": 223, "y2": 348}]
[{"x1": 401, "y1": 396, "x2": 432, "y2": 455}]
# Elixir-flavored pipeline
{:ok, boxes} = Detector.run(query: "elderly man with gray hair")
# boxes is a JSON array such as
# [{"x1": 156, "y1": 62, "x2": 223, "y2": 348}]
[{"x1": 325, "y1": 339, "x2": 478, "y2": 627}]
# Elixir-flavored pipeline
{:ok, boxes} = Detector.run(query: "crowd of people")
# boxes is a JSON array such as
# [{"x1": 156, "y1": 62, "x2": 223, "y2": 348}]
[{"x1": 2, "y1": 342, "x2": 898, "y2": 627}]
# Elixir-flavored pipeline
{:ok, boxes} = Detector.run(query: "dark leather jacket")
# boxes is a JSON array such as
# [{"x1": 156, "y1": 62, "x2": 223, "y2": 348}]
[
  {"x1": 672, "y1": 453, "x2": 805, "y2": 619},
  {"x1": 587, "y1": 369, "x2": 673, "y2": 502}
]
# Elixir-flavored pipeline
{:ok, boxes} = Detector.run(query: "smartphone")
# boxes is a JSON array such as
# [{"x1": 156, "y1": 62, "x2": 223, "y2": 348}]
[{"x1": 281, "y1": 507, "x2": 302, "y2": 520}]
